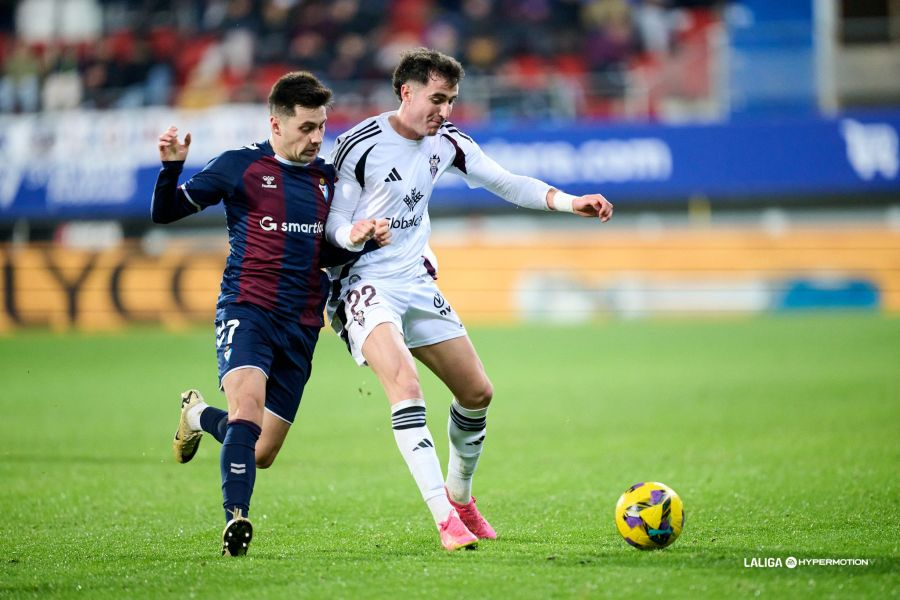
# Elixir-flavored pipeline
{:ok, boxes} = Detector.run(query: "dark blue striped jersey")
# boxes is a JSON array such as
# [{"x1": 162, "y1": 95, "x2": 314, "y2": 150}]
[{"x1": 152, "y1": 140, "x2": 341, "y2": 327}]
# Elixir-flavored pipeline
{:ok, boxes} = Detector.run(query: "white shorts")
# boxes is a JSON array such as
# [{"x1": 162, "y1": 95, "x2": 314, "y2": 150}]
[{"x1": 327, "y1": 275, "x2": 467, "y2": 366}]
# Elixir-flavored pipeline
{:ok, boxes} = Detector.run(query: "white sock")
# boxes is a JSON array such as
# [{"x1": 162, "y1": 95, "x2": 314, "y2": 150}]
[
  {"x1": 446, "y1": 398, "x2": 488, "y2": 505},
  {"x1": 186, "y1": 400, "x2": 209, "y2": 431},
  {"x1": 391, "y1": 399, "x2": 453, "y2": 525}
]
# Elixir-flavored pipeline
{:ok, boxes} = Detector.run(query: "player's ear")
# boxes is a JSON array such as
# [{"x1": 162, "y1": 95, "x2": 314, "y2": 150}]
[
  {"x1": 270, "y1": 115, "x2": 280, "y2": 136},
  {"x1": 400, "y1": 83, "x2": 413, "y2": 103}
]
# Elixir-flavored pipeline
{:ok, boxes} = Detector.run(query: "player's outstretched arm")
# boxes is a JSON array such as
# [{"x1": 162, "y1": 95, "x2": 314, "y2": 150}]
[
  {"x1": 453, "y1": 139, "x2": 612, "y2": 222},
  {"x1": 548, "y1": 189, "x2": 614, "y2": 223}
]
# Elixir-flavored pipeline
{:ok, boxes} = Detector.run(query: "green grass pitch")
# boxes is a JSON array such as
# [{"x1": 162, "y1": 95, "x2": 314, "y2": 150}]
[{"x1": 1, "y1": 314, "x2": 898, "y2": 598}]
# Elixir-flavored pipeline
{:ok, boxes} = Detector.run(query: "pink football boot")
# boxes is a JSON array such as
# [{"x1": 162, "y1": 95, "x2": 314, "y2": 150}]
[
  {"x1": 447, "y1": 489, "x2": 497, "y2": 540},
  {"x1": 438, "y1": 509, "x2": 479, "y2": 551}
]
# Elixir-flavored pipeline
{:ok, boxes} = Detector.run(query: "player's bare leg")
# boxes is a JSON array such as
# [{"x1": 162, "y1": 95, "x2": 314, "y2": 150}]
[
  {"x1": 363, "y1": 323, "x2": 477, "y2": 550},
  {"x1": 255, "y1": 411, "x2": 291, "y2": 469},
  {"x1": 411, "y1": 335, "x2": 493, "y2": 410},
  {"x1": 412, "y1": 336, "x2": 497, "y2": 539},
  {"x1": 363, "y1": 323, "x2": 424, "y2": 402},
  {"x1": 218, "y1": 367, "x2": 266, "y2": 556}
]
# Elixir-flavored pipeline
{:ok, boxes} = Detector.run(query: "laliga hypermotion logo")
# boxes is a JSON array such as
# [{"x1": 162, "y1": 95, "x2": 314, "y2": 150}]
[{"x1": 259, "y1": 216, "x2": 324, "y2": 234}]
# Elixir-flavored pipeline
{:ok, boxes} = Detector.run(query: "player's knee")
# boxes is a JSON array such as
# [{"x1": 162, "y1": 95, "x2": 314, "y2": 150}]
[
  {"x1": 392, "y1": 370, "x2": 423, "y2": 400},
  {"x1": 401, "y1": 382, "x2": 423, "y2": 400},
  {"x1": 229, "y1": 394, "x2": 265, "y2": 424},
  {"x1": 460, "y1": 379, "x2": 493, "y2": 410}
]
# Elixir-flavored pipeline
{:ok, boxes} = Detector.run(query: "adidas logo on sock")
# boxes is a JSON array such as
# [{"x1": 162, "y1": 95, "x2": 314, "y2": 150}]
[
  {"x1": 412, "y1": 439, "x2": 434, "y2": 451},
  {"x1": 465, "y1": 435, "x2": 485, "y2": 447},
  {"x1": 384, "y1": 167, "x2": 402, "y2": 182}
]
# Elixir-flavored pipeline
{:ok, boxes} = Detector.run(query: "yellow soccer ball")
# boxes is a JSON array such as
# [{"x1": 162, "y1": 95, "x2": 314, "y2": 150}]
[{"x1": 615, "y1": 482, "x2": 685, "y2": 549}]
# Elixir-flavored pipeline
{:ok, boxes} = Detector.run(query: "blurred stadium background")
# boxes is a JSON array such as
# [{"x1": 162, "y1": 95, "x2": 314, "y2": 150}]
[{"x1": 1, "y1": 0, "x2": 899, "y2": 330}]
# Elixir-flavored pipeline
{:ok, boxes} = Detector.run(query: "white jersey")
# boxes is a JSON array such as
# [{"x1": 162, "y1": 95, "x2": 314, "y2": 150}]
[{"x1": 325, "y1": 111, "x2": 552, "y2": 281}]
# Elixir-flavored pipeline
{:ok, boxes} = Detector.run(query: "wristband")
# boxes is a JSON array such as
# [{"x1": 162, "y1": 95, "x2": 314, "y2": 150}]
[
  {"x1": 335, "y1": 223, "x2": 365, "y2": 251},
  {"x1": 552, "y1": 191, "x2": 576, "y2": 213}
]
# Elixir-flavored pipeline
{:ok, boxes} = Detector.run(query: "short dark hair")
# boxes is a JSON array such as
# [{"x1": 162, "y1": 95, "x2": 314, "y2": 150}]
[
  {"x1": 268, "y1": 71, "x2": 332, "y2": 117},
  {"x1": 391, "y1": 47, "x2": 465, "y2": 101}
]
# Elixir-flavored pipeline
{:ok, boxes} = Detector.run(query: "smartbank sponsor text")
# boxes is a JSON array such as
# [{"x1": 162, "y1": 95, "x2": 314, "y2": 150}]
[{"x1": 259, "y1": 216, "x2": 323, "y2": 234}]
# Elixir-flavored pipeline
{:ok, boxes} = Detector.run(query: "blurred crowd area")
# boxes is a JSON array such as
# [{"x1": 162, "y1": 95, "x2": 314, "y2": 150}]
[{"x1": 0, "y1": 0, "x2": 724, "y2": 124}]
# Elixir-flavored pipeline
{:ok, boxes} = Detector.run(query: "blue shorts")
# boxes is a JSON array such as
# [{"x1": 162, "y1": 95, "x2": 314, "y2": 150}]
[{"x1": 215, "y1": 302, "x2": 320, "y2": 424}]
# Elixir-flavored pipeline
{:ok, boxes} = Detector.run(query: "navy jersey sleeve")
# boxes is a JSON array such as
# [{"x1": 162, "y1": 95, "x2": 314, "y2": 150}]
[
  {"x1": 150, "y1": 161, "x2": 194, "y2": 223},
  {"x1": 151, "y1": 152, "x2": 245, "y2": 224}
]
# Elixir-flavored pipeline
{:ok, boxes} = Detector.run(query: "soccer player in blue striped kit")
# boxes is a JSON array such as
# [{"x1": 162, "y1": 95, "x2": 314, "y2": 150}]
[{"x1": 151, "y1": 72, "x2": 390, "y2": 556}]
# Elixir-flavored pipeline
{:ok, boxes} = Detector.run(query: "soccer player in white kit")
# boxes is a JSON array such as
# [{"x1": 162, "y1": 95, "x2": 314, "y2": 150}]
[{"x1": 325, "y1": 48, "x2": 614, "y2": 551}]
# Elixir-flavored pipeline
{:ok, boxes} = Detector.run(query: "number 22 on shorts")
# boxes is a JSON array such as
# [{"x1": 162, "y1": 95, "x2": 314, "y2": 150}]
[{"x1": 347, "y1": 285, "x2": 378, "y2": 314}]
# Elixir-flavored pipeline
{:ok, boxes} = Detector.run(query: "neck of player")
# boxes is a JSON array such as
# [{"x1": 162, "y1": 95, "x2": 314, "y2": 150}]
[{"x1": 388, "y1": 113, "x2": 424, "y2": 141}]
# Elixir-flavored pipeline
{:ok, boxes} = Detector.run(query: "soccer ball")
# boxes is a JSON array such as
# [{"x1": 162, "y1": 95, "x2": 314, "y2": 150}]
[{"x1": 615, "y1": 481, "x2": 685, "y2": 550}]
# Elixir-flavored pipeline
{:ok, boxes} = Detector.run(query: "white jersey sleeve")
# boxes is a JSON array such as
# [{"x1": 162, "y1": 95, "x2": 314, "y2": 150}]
[
  {"x1": 441, "y1": 123, "x2": 552, "y2": 211},
  {"x1": 325, "y1": 174, "x2": 364, "y2": 251},
  {"x1": 326, "y1": 118, "x2": 380, "y2": 251}
]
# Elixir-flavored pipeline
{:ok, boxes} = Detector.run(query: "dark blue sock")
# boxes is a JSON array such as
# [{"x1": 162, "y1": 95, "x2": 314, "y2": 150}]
[
  {"x1": 200, "y1": 406, "x2": 229, "y2": 444},
  {"x1": 221, "y1": 419, "x2": 261, "y2": 522}
]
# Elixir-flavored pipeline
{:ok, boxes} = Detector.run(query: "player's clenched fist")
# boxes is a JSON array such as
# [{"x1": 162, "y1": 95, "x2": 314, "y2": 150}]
[
  {"x1": 158, "y1": 125, "x2": 192, "y2": 162},
  {"x1": 372, "y1": 218, "x2": 391, "y2": 246},
  {"x1": 573, "y1": 194, "x2": 614, "y2": 223},
  {"x1": 348, "y1": 219, "x2": 375, "y2": 245},
  {"x1": 349, "y1": 218, "x2": 392, "y2": 247}
]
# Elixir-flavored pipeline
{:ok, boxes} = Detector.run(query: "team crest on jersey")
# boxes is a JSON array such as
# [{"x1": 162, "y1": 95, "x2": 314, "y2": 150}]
[
  {"x1": 352, "y1": 309, "x2": 365, "y2": 327},
  {"x1": 319, "y1": 177, "x2": 330, "y2": 202},
  {"x1": 223, "y1": 346, "x2": 232, "y2": 363},
  {"x1": 429, "y1": 154, "x2": 440, "y2": 179},
  {"x1": 262, "y1": 175, "x2": 277, "y2": 189},
  {"x1": 403, "y1": 188, "x2": 424, "y2": 212}
]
